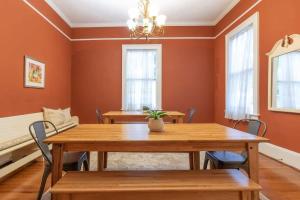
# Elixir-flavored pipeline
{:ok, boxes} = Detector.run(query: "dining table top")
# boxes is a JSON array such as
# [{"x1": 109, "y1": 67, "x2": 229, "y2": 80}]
[
  {"x1": 102, "y1": 111, "x2": 185, "y2": 117},
  {"x1": 45, "y1": 123, "x2": 268, "y2": 144}
]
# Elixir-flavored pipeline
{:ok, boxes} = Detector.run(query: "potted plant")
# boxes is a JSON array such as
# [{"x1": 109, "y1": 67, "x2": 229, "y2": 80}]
[{"x1": 146, "y1": 110, "x2": 167, "y2": 132}]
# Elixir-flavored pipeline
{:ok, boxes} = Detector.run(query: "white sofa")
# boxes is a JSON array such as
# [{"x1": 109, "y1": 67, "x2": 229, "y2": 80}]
[{"x1": 0, "y1": 112, "x2": 79, "y2": 179}]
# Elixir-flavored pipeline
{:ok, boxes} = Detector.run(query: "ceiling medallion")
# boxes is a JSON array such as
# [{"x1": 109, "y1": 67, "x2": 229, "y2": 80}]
[{"x1": 127, "y1": 0, "x2": 167, "y2": 40}]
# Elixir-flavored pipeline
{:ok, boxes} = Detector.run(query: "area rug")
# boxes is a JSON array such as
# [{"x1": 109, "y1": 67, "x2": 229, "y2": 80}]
[{"x1": 89, "y1": 152, "x2": 202, "y2": 171}]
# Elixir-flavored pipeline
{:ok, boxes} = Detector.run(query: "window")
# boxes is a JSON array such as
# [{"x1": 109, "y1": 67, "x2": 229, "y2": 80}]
[
  {"x1": 122, "y1": 44, "x2": 162, "y2": 111},
  {"x1": 225, "y1": 13, "x2": 259, "y2": 120}
]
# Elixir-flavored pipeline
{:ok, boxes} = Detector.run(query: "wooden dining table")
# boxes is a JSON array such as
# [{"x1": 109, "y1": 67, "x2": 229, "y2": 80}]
[
  {"x1": 102, "y1": 111, "x2": 185, "y2": 124},
  {"x1": 45, "y1": 123, "x2": 268, "y2": 200}
]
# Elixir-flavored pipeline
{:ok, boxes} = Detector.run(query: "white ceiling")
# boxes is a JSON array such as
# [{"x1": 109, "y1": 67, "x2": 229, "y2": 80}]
[{"x1": 45, "y1": 0, "x2": 240, "y2": 27}]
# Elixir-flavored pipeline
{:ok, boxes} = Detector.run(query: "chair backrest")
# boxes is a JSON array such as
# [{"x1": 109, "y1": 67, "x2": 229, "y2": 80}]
[
  {"x1": 96, "y1": 108, "x2": 102, "y2": 124},
  {"x1": 233, "y1": 119, "x2": 267, "y2": 137},
  {"x1": 29, "y1": 121, "x2": 58, "y2": 165},
  {"x1": 233, "y1": 119, "x2": 267, "y2": 161},
  {"x1": 187, "y1": 108, "x2": 197, "y2": 123}
]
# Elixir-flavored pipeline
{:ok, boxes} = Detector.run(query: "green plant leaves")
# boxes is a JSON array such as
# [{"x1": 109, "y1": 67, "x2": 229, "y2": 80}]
[{"x1": 145, "y1": 110, "x2": 167, "y2": 119}]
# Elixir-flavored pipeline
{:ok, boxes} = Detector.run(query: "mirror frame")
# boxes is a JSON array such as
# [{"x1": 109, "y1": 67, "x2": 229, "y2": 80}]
[{"x1": 267, "y1": 34, "x2": 300, "y2": 113}]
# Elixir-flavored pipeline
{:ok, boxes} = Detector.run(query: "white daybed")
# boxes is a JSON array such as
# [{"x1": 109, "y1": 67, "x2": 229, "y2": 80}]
[{"x1": 0, "y1": 112, "x2": 79, "y2": 179}]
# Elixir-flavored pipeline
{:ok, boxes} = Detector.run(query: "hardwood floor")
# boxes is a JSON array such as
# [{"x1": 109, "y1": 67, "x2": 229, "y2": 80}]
[
  {"x1": 0, "y1": 154, "x2": 299, "y2": 200},
  {"x1": 259, "y1": 155, "x2": 300, "y2": 200}
]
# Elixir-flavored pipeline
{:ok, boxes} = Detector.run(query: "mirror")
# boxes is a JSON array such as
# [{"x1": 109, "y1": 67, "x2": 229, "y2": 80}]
[{"x1": 268, "y1": 34, "x2": 300, "y2": 113}]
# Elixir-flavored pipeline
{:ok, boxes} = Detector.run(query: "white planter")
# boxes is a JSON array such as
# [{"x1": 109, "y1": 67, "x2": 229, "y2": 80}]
[{"x1": 148, "y1": 118, "x2": 164, "y2": 132}]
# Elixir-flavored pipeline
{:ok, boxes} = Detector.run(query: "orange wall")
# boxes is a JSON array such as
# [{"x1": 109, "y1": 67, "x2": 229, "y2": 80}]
[
  {"x1": 71, "y1": 39, "x2": 215, "y2": 123},
  {"x1": 0, "y1": 1, "x2": 72, "y2": 117},
  {"x1": 214, "y1": 0, "x2": 300, "y2": 152}
]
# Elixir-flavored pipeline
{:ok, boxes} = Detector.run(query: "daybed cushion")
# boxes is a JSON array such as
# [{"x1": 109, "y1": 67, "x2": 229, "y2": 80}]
[
  {"x1": 43, "y1": 107, "x2": 67, "y2": 127},
  {"x1": 0, "y1": 114, "x2": 78, "y2": 152}
]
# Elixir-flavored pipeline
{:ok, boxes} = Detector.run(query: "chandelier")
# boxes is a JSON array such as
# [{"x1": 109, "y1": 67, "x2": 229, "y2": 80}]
[{"x1": 127, "y1": 0, "x2": 167, "y2": 40}]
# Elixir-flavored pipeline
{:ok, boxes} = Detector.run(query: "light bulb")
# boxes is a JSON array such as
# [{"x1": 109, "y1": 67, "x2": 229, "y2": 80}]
[
  {"x1": 127, "y1": 19, "x2": 137, "y2": 30},
  {"x1": 156, "y1": 15, "x2": 166, "y2": 26},
  {"x1": 146, "y1": 22, "x2": 153, "y2": 33},
  {"x1": 143, "y1": 18, "x2": 150, "y2": 26}
]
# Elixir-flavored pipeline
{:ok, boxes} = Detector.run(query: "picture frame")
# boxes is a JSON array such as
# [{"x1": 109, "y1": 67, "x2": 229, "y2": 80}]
[{"x1": 24, "y1": 56, "x2": 45, "y2": 88}]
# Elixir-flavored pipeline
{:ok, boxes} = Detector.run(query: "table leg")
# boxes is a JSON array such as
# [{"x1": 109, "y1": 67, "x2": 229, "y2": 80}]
[
  {"x1": 193, "y1": 152, "x2": 201, "y2": 170},
  {"x1": 102, "y1": 117, "x2": 111, "y2": 169},
  {"x1": 51, "y1": 144, "x2": 63, "y2": 186},
  {"x1": 51, "y1": 144, "x2": 63, "y2": 200},
  {"x1": 247, "y1": 142, "x2": 259, "y2": 200},
  {"x1": 103, "y1": 117, "x2": 111, "y2": 124},
  {"x1": 98, "y1": 152, "x2": 105, "y2": 171},
  {"x1": 189, "y1": 152, "x2": 194, "y2": 170},
  {"x1": 177, "y1": 116, "x2": 184, "y2": 123}
]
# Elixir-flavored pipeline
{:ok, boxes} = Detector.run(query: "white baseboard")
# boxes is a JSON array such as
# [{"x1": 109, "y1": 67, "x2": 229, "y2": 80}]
[
  {"x1": 0, "y1": 150, "x2": 41, "y2": 179},
  {"x1": 0, "y1": 153, "x2": 12, "y2": 166},
  {"x1": 259, "y1": 143, "x2": 300, "y2": 170}
]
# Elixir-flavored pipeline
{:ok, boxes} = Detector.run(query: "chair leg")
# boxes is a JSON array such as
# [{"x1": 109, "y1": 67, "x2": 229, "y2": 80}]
[
  {"x1": 77, "y1": 161, "x2": 82, "y2": 171},
  {"x1": 189, "y1": 152, "x2": 194, "y2": 170},
  {"x1": 83, "y1": 159, "x2": 89, "y2": 171},
  {"x1": 37, "y1": 164, "x2": 51, "y2": 200},
  {"x1": 203, "y1": 154, "x2": 209, "y2": 170},
  {"x1": 103, "y1": 152, "x2": 108, "y2": 169}
]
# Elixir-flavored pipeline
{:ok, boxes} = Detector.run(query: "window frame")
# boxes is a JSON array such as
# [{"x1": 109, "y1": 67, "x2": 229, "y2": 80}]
[
  {"x1": 225, "y1": 12, "x2": 260, "y2": 118},
  {"x1": 122, "y1": 44, "x2": 162, "y2": 111}
]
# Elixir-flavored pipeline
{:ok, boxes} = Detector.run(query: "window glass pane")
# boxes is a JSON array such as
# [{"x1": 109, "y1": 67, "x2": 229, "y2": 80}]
[
  {"x1": 225, "y1": 23, "x2": 256, "y2": 120},
  {"x1": 126, "y1": 50, "x2": 157, "y2": 80},
  {"x1": 124, "y1": 49, "x2": 158, "y2": 111}
]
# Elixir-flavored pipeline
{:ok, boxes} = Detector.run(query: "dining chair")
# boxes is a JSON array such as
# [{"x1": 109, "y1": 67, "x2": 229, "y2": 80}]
[
  {"x1": 29, "y1": 121, "x2": 89, "y2": 200},
  {"x1": 96, "y1": 108, "x2": 103, "y2": 123},
  {"x1": 187, "y1": 107, "x2": 197, "y2": 123},
  {"x1": 203, "y1": 119, "x2": 267, "y2": 173}
]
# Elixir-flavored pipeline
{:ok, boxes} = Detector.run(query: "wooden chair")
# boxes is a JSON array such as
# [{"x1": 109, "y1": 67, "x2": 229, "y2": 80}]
[
  {"x1": 203, "y1": 119, "x2": 267, "y2": 172},
  {"x1": 29, "y1": 121, "x2": 89, "y2": 200}
]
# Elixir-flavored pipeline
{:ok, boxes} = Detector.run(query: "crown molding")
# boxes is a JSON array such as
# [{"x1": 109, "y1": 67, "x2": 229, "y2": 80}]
[
  {"x1": 215, "y1": 0, "x2": 262, "y2": 38},
  {"x1": 22, "y1": 0, "x2": 71, "y2": 40},
  {"x1": 45, "y1": 0, "x2": 73, "y2": 27},
  {"x1": 213, "y1": 0, "x2": 240, "y2": 25}
]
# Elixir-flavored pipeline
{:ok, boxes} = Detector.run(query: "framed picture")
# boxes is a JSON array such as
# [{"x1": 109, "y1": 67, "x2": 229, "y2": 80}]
[{"x1": 24, "y1": 56, "x2": 45, "y2": 88}]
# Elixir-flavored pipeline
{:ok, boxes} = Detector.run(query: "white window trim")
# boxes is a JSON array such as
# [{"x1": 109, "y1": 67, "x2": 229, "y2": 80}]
[
  {"x1": 122, "y1": 44, "x2": 162, "y2": 111},
  {"x1": 225, "y1": 12, "x2": 260, "y2": 118}
]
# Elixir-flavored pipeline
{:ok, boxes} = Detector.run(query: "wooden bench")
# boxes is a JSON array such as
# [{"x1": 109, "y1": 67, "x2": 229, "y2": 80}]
[{"x1": 51, "y1": 169, "x2": 261, "y2": 200}]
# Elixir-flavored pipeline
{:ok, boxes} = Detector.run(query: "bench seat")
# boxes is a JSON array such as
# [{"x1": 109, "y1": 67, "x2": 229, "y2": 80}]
[{"x1": 51, "y1": 169, "x2": 261, "y2": 200}]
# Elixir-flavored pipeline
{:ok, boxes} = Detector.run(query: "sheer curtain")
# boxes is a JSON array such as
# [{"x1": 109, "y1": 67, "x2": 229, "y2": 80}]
[
  {"x1": 225, "y1": 24, "x2": 255, "y2": 120},
  {"x1": 124, "y1": 49, "x2": 158, "y2": 111},
  {"x1": 275, "y1": 51, "x2": 300, "y2": 109}
]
